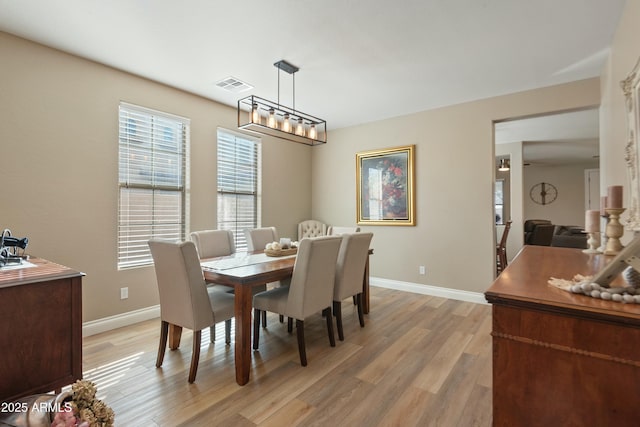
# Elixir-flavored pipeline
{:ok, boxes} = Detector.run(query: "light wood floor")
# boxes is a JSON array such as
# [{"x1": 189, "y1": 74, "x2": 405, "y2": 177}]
[{"x1": 81, "y1": 287, "x2": 493, "y2": 426}]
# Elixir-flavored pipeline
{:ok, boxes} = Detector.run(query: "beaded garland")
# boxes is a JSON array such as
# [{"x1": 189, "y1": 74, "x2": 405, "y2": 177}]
[{"x1": 549, "y1": 267, "x2": 640, "y2": 304}]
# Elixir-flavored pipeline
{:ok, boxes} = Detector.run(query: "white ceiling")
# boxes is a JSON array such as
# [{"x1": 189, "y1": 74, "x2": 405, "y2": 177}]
[
  {"x1": 0, "y1": 0, "x2": 626, "y2": 132},
  {"x1": 495, "y1": 108, "x2": 600, "y2": 165}
]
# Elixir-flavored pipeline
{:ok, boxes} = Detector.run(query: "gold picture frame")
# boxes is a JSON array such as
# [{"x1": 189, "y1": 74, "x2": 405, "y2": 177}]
[{"x1": 356, "y1": 145, "x2": 415, "y2": 226}]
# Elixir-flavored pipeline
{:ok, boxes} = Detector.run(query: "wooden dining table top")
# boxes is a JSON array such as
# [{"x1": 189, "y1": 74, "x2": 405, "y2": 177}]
[{"x1": 201, "y1": 251, "x2": 296, "y2": 286}]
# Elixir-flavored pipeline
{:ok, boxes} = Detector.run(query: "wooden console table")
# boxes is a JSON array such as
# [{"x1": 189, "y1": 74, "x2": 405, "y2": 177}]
[
  {"x1": 0, "y1": 257, "x2": 84, "y2": 403},
  {"x1": 485, "y1": 245, "x2": 640, "y2": 426}
]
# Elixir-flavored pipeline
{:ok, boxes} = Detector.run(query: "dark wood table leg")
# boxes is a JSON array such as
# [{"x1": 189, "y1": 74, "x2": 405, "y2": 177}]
[
  {"x1": 363, "y1": 255, "x2": 371, "y2": 314},
  {"x1": 168, "y1": 324, "x2": 182, "y2": 350},
  {"x1": 234, "y1": 285, "x2": 253, "y2": 385}
]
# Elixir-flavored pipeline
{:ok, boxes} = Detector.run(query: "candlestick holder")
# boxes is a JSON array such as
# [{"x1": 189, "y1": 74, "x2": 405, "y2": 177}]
[
  {"x1": 604, "y1": 208, "x2": 626, "y2": 255},
  {"x1": 597, "y1": 215, "x2": 608, "y2": 253},
  {"x1": 583, "y1": 232, "x2": 601, "y2": 254}
]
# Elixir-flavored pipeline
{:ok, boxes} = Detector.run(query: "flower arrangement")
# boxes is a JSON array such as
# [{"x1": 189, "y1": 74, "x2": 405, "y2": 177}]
[
  {"x1": 376, "y1": 156, "x2": 408, "y2": 218},
  {"x1": 51, "y1": 380, "x2": 115, "y2": 427}
]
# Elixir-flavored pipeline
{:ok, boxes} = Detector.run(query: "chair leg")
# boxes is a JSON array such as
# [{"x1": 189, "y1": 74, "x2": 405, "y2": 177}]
[
  {"x1": 188, "y1": 330, "x2": 201, "y2": 383},
  {"x1": 356, "y1": 293, "x2": 365, "y2": 327},
  {"x1": 209, "y1": 325, "x2": 216, "y2": 343},
  {"x1": 279, "y1": 314, "x2": 284, "y2": 323},
  {"x1": 253, "y1": 308, "x2": 261, "y2": 350},
  {"x1": 262, "y1": 310, "x2": 267, "y2": 328},
  {"x1": 333, "y1": 301, "x2": 344, "y2": 341},
  {"x1": 353, "y1": 295, "x2": 357, "y2": 305},
  {"x1": 323, "y1": 307, "x2": 336, "y2": 347},
  {"x1": 295, "y1": 319, "x2": 307, "y2": 366},
  {"x1": 225, "y1": 319, "x2": 231, "y2": 345},
  {"x1": 287, "y1": 317, "x2": 293, "y2": 333},
  {"x1": 156, "y1": 320, "x2": 169, "y2": 368}
]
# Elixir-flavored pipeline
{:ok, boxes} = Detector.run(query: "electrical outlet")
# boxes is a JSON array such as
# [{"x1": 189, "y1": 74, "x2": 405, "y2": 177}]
[
  {"x1": 419, "y1": 265, "x2": 426, "y2": 275},
  {"x1": 120, "y1": 287, "x2": 129, "y2": 300}
]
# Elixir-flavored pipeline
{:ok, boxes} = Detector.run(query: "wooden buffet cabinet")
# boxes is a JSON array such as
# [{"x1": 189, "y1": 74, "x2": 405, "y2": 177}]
[
  {"x1": 0, "y1": 257, "x2": 83, "y2": 403},
  {"x1": 485, "y1": 245, "x2": 640, "y2": 426}
]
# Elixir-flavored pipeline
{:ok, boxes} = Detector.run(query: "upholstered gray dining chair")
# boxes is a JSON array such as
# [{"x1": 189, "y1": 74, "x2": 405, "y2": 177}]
[
  {"x1": 327, "y1": 225, "x2": 360, "y2": 235},
  {"x1": 148, "y1": 239, "x2": 235, "y2": 383},
  {"x1": 244, "y1": 226, "x2": 280, "y2": 326},
  {"x1": 298, "y1": 219, "x2": 327, "y2": 240},
  {"x1": 190, "y1": 229, "x2": 235, "y2": 259},
  {"x1": 244, "y1": 227, "x2": 278, "y2": 251},
  {"x1": 252, "y1": 235, "x2": 342, "y2": 366},
  {"x1": 333, "y1": 232, "x2": 373, "y2": 340},
  {"x1": 190, "y1": 229, "x2": 237, "y2": 340}
]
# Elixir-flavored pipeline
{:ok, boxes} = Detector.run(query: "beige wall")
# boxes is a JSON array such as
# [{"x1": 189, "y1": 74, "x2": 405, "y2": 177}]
[
  {"x1": 600, "y1": 0, "x2": 640, "y2": 244},
  {"x1": 313, "y1": 79, "x2": 600, "y2": 293},
  {"x1": 0, "y1": 32, "x2": 312, "y2": 321},
  {"x1": 523, "y1": 163, "x2": 598, "y2": 227}
]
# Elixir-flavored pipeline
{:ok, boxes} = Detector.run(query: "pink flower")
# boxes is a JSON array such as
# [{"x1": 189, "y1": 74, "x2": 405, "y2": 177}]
[{"x1": 51, "y1": 409, "x2": 78, "y2": 427}]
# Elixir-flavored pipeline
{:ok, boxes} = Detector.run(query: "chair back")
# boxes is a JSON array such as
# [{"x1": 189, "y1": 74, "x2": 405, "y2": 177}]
[
  {"x1": 286, "y1": 236, "x2": 342, "y2": 320},
  {"x1": 327, "y1": 226, "x2": 360, "y2": 235},
  {"x1": 190, "y1": 229, "x2": 235, "y2": 258},
  {"x1": 334, "y1": 233, "x2": 373, "y2": 301},
  {"x1": 498, "y1": 221, "x2": 512, "y2": 251},
  {"x1": 148, "y1": 240, "x2": 214, "y2": 331},
  {"x1": 298, "y1": 220, "x2": 327, "y2": 240},
  {"x1": 244, "y1": 227, "x2": 278, "y2": 251}
]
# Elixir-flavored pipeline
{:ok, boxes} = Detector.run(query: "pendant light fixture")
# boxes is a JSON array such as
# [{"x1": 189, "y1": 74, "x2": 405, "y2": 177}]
[
  {"x1": 498, "y1": 158, "x2": 511, "y2": 171},
  {"x1": 237, "y1": 60, "x2": 327, "y2": 146}
]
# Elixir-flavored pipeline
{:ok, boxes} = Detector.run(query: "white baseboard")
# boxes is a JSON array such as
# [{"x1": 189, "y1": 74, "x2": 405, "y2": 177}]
[
  {"x1": 82, "y1": 280, "x2": 486, "y2": 337},
  {"x1": 370, "y1": 277, "x2": 488, "y2": 305},
  {"x1": 82, "y1": 305, "x2": 160, "y2": 337}
]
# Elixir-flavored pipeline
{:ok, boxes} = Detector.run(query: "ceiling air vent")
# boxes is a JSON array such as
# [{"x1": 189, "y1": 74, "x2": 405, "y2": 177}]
[{"x1": 215, "y1": 77, "x2": 253, "y2": 93}]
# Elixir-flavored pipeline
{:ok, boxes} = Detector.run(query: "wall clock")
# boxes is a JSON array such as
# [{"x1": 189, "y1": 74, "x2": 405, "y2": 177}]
[{"x1": 529, "y1": 182, "x2": 558, "y2": 205}]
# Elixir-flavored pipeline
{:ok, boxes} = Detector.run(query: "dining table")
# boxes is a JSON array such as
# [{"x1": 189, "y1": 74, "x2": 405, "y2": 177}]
[{"x1": 196, "y1": 248, "x2": 373, "y2": 386}]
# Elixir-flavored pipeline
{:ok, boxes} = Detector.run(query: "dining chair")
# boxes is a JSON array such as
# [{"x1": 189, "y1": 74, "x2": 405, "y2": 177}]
[
  {"x1": 190, "y1": 229, "x2": 235, "y2": 259},
  {"x1": 252, "y1": 235, "x2": 342, "y2": 366},
  {"x1": 298, "y1": 219, "x2": 327, "y2": 240},
  {"x1": 496, "y1": 220, "x2": 512, "y2": 275},
  {"x1": 244, "y1": 226, "x2": 280, "y2": 326},
  {"x1": 244, "y1": 226, "x2": 278, "y2": 251},
  {"x1": 327, "y1": 226, "x2": 360, "y2": 235},
  {"x1": 333, "y1": 232, "x2": 373, "y2": 341},
  {"x1": 190, "y1": 229, "x2": 237, "y2": 340},
  {"x1": 148, "y1": 239, "x2": 235, "y2": 383}
]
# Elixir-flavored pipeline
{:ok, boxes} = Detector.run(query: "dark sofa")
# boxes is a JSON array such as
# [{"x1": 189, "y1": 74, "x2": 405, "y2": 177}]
[
  {"x1": 551, "y1": 225, "x2": 588, "y2": 249},
  {"x1": 524, "y1": 219, "x2": 555, "y2": 246},
  {"x1": 524, "y1": 219, "x2": 587, "y2": 249}
]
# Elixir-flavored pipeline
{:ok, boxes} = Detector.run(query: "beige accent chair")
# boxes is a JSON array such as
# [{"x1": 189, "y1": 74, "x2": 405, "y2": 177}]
[
  {"x1": 190, "y1": 229, "x2": 235, "y2": 258},
  {"x1": 252, "y1": 236, "x2": 342, "y2": 366},
  {"x1": 327, "y1": 226, "x2": 360, "y2": 235},
  {"x1": 298, "y1": 220, "x2": 327, "y2": 240},
  {"x1": 244, "y1": 227, "x2": 278, "y2": 251},
  {"x1": 333, "y1": 232, "x2": 373, "y2": 340},
  {"x1": 148, "y1": 239, "x2": 235, "y2": 383}
]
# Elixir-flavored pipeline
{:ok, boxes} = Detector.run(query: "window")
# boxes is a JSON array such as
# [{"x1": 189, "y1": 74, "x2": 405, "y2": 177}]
[
  {"x1": 118, "y1": 103, "x2": 189, "y2": 269},
  {"x1": 217, "y1": 129, "x2": 260, "y2": 250}
]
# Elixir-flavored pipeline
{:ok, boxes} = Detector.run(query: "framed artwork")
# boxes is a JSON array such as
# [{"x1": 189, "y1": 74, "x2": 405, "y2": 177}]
[
  {"x1": 622, "y1": 56, "x2": 640, "y2": 230},
  {"x1": 356, "y1": 145, "x2": 415, "y2": 226}
]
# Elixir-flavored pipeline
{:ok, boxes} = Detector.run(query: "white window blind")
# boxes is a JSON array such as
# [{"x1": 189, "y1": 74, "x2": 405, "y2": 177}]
[
  {"x1": 217, "y1": 129, "x2": 260, "y2": 251},
  {"x1": 118, "y1": 103, "x2": 189, "y2": 269}
]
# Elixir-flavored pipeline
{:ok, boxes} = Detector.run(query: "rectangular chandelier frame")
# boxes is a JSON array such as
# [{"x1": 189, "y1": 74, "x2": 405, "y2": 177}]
[{"x1": 237, "y1": 95, "x2": 327, "y2": 146}]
